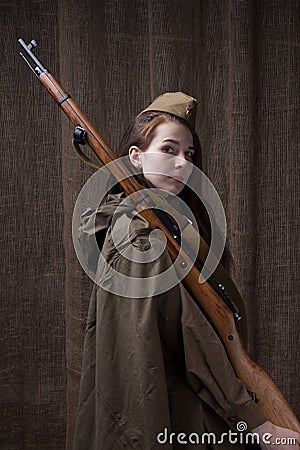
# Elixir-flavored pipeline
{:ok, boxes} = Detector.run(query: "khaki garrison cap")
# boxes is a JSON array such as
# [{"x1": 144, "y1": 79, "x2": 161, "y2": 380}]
[{"x1": 139, "y1": 92, "x2": 198, "y2": 129}]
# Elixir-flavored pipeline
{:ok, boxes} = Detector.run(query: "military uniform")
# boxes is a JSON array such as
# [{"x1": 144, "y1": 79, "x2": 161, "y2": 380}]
[
  {"x1": 73, "y1": 192, "x2": 266, "y2": 449},
  {"x1": 73, "y1": 93, "x2": 266, "y2": 449}
]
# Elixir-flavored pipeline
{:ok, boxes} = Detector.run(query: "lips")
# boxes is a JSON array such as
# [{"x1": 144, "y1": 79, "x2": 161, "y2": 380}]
[{"x1": 171, "y1": 176, "x2": 185, "y2": 183}]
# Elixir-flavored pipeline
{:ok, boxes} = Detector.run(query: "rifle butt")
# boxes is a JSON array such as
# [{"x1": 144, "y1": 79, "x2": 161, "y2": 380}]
[{"x1": 228, "y1": 345, "x2": 300, "y2": 433}]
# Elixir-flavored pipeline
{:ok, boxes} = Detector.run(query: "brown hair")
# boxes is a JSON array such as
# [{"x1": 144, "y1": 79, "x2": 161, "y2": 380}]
[{"x1": 111, "y1": 111, "x2": 232, "y2": 269}]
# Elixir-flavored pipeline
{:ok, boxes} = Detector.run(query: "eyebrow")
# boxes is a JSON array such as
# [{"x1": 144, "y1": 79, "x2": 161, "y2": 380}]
[{"x1": 162, "y1": 138, "x2": 195, "y2": 150}]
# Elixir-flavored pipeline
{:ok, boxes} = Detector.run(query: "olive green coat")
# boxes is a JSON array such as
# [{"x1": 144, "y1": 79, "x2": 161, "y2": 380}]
[{"x1": 73, "y1": 194, "x2": 266, "y2": 450}]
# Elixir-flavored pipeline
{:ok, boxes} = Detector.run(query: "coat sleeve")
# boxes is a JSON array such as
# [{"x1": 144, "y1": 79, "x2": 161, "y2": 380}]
[
  {"x1": 179, "y1": 286, "x2": 267, "y2": 432},
  {"x1": 100, "y1": 216, "x2": 267, "y2": 433}
]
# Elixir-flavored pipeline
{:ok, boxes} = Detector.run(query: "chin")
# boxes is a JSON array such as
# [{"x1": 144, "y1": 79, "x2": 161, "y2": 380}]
[
  {"x1": 163, "y1": 185, "x2": 183, "y2": 195},
  {"x1": 145, "y1": 176, "x2": 184, "y2": 195}
]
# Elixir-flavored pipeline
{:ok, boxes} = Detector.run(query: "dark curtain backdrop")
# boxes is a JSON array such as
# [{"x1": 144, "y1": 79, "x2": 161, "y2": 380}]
[{"x1": 1, "y1": 1, "x2": 299, "y2": 449}]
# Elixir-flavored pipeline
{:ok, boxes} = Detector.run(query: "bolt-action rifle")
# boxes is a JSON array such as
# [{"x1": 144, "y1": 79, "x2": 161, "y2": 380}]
[{"x1": 18, "y1": 38, "x2": 299, "y2": 433}]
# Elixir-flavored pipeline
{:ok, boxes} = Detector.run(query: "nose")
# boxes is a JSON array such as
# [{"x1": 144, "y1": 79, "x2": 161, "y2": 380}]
[
  {"x1": 174, "y1": 155, "x2": 186, "y2": 167},
  {"x1": 173, "y1": 154, "x2": 193, "y2": 181},
  {"x1": 174, "y1": 155, "x2": 190, "y2": 170}
]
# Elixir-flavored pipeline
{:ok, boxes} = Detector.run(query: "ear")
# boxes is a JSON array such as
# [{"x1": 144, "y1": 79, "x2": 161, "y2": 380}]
[{"x1": 128, "y1": 146, "x2": 142, "y2": 169}]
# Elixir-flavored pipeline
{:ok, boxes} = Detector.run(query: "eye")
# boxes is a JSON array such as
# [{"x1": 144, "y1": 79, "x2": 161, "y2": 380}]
[
  {"x1": 185, "y1": 150, "x2": 194, "y2": 159},
  {"x1": 163, "y1": 146, "x2": 175, "y2": 154}
]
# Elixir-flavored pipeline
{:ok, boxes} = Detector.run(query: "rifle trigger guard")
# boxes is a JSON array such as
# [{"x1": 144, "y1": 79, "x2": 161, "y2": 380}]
[
  {"x1": 74, "y1": 126, "x2": 87, "y2": 145},
  {"x1": 247, "y1": 390, "x2": 258, "y2": 403}
]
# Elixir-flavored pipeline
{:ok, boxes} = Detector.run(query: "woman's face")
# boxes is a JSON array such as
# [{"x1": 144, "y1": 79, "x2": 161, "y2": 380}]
[{"x1": 129, "y1": 121, "x2": 195, "y2": 195}]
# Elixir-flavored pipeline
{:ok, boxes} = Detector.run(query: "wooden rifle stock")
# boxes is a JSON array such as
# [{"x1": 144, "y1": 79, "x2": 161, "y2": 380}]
[{"x1": 18, "y1": 39, "x2": 299, "y2": 433}]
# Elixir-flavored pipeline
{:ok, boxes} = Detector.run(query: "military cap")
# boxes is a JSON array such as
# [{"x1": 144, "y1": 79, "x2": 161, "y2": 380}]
[{"x1": 139, "y1": 92, "x2": 198, "y2": 128}]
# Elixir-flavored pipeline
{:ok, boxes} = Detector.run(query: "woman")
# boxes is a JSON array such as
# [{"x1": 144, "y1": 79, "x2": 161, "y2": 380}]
[{"x1": 74, "y1": 92, "x2": 299, "y2": 449}]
